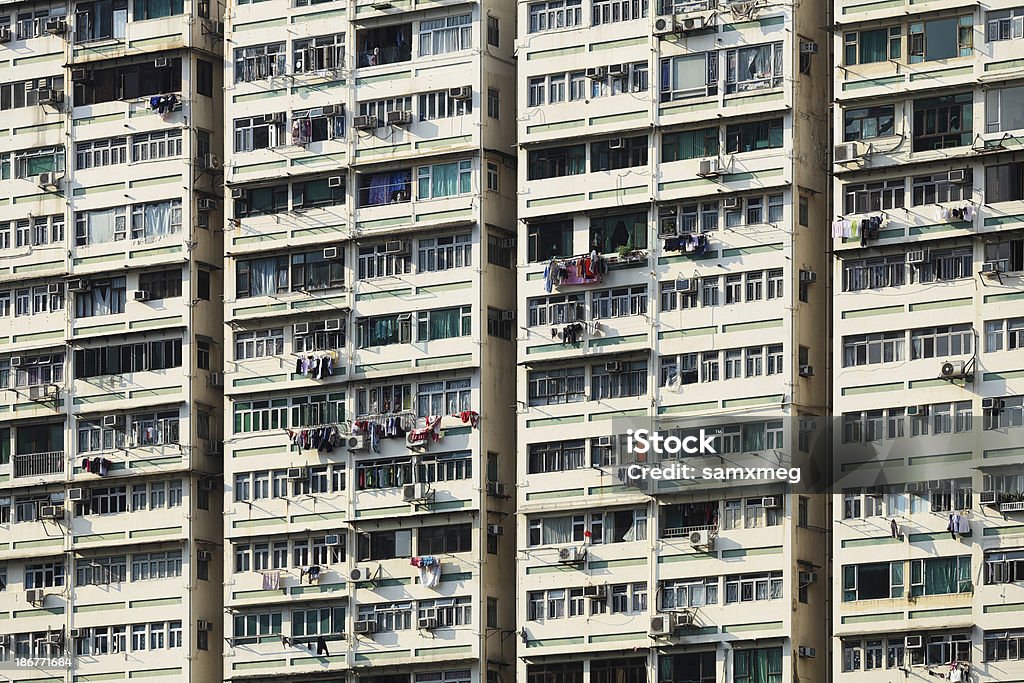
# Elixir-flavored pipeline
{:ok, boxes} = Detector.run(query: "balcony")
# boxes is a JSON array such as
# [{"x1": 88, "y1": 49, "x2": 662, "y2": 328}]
[{"x1": 14, "y1": 451, "x2": 65, "y2": 478}]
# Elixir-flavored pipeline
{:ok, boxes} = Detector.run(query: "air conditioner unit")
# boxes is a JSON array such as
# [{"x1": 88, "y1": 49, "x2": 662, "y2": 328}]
[
  {"x1": 199, "y1": 478, "x2": 219, "y2": 492},
  {"x1": 906, "y1": 405, "x2": 928, "y2": 417},
  {"x1": 449, "y1": 86, "x2": 472, "y2": 100},
  {"x1": 500, "y1": 310, "x2": 516, "y2": 322},
  {"x1": 650, "y1": 615, "x2": 672, "y2": 635},
  {"x1": 673, "y1": 611, "x2": 694, "y2": 627},
  {"x1": 349, "y1": 566, "x2": 377, "y2": 582},
  {"x1": 268, "y1": 112, "x2": 286, "y2": 123},
  {"x1": 403, "y1": 483, "x2": 429, "y2": 501},
  {"x1": 9, "y1": 356, "x2": 22, "y2": 367},
  {"x1": 585, "y1": 66, "x2": 607, "y2": 80},
  {"x1": 26, "y1": 588, "x2": 45, "y2": 604},
  {"x1": 323, "y1": 246, "x2": 340, "y2": 260},
  {"x1": 799, "y1": 365, "x2": 814, "y2": 378},
  {"x1": 761, "y1": 496, "x2": 780, "y2": 508},
  {"x1": 197, "y1": 620, "x2": 214, "y2": 631},
  {"x1": 0, "y1": 25, "x2": 11, "y2": 42},
  {"x1": 67, "y1": 279, "x2": 88, "y2": 292},
  {"x1": 906, "y1": 635, "x2": 923, "y2": 649},
  {"x1": 346, "y1": 435, "x2": 367, "y2": 451},
  {"x1": 948, "y1": 169, "x2": 968, "y2": 183},
  {"x1": 68, "y1": 487, "x2": 89, "y2": 502},
  {"x1": 383, "y1": 240, "x2": 407, "y2": 254},
  {"x1": 208, "y1": 372, "x2": 222, "y2": 388},
  {"x1": 418, "y1": 614, "x2": 438, "y2": 630},
  {"x1": 199, "y1": 153, "x2": 219, "y2": 170},
  {"x1": 834, "y1": 142, "x2": 860, "y2": 163},
  {"x1": 486, "y1": 481, "x2": 507, "y2": 498},
  {"x1": 154, "y1": 57, "x2": 171, "y2": 68},
  {"x1": 722, "y1": 196, "x2": 740, "y2": 210},
  {"x1": 605, "y1": 361, "x2": 623, "y2": 373},
  {"x1": 44, "y1": 17, "x2": 66, "y2": 34},
  {"x1": 799, "y1": 270, "x2": 817, "y2": 283},
  {"x1": 607, "y1": 138, "x2": 625, "y2": 150},
  {"x1": 558, "y1": 546, "x2": 583, "y2": 563},
  {"x1": 607, "y1": 63, "x2": 628, "y2": 77},
  {"x1": 29, "y1": 385, "x2": 54, "y2": 401},
  {"x1": 38, "y1": 172, "x2": 58, "y2": 188},
  {"x1": 982, "y1": 397, "x2": 1005, "y2": 410},
  {"x1": 69, "y1": 629, "x2": 85, "y2": 639},
  {"x1": 71, "y1": 68, "x2": 91, "y2": 82},
  {"x1": 906, "y1": 481, "x2": 922, "y2": 492},
  {"x1": 328, "y1": 175, "x2": 343, "y2": 188},
  {"x1": 595, "y1": 435, "x2": 613, "y2": 447},
  {"x1": 197, "y1": 198, "x2": 217, "y2": 211},
  {"x1": 354, "y1": 619, "x2": 377, "y2": 634},
  {"x1": 46, "y1": 631, "x2": 63, "y2": 645},
  {"x1": 676, "y1": 277, "x2": 698, "y2": 293},
  {"x1": 582, "y1": 585, "x2": 605, "y2": 599},
  {"x1": 386, "y1": 110, "x2": 413, "y2": 126},
  {"x1": 231, "y1": 188, "x2": 244, "y2": 200},
  {"x1": 941, "y1": 360, "x2": 967, "y2": 379},
  {"x1": 47, "y1": 283, "x2": 63, "y2": 295},
  {"x1": 294, "y1": 322, "x2": 310, "y2": 335},
  {"x1": 197, "y1": 550, "x2": 214, "y2": 561},
  {"x1": 906, "y1": 250, "x2": 927, "y2": 265},
  {"x1": 487, "y1": 524, "x2": 503, "y2": 536},
  {"x1": 353, "y1": 115, "x2": 380, "y2": 130},
  {"x1": 325, "y1": 534, "x2": 343, "y2": 546},
  {"x1": 37, "y1": 88, "x2": 63, "y2": 105},
  {"x1": 653, "y1": 16, "x2": 675, "y2": 34},
  {"x1": 101, "y1": 415, "x2": 121, "y2": 428},
  {"x1": 133, "y1": 290, "x2": 151, "y2": 302},
  {"x1": 689, "y1": 529, "x2": 711, "y2": 547},
  {"x1": 39, "y1": 505, "x2": 64, "y2": 520},
  {"x1": 697, "y1": 158, "x2": 720, "y2": 176},
  {"x1": 677, "y1": 15, "x2": 704, "y2": 30},
  {"x1": 321, "y1": 105, "x2": 341, "y2": 116},
  {"x1": 982, "y1": 261, "x2": 1004, "y2": 275},
  {"x1": 799, "y1": 41, "x2": 819, "y2": 54},
  {"x1": 979, "y1": 491, "x2": 1002, "y2": 506},
  {"x1": 286, "y1": 467, "x2": 306, "y2": 480},
  {"x1": 799, "y1": 571, "x2": 818, "y2": 584},
  {"x1": 798, "y1": 645, "x2": 816, "y2": 658},
  {"x1": 323, "y1": 318, "x2": 342, "y2": 331}
]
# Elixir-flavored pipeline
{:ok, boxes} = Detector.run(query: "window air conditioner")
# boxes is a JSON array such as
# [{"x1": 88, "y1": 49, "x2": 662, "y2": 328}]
[
  {"x1": 386, "y1": 110, "x2": 413, "y2": 126},
  {"x1": 197, "y1": 198, "x2": 217, "y2": 211},
  {"x1": 286, "y1": 467, "x2": 306, "y2": 480},
  {"x1": 449, "y1": 86, "x2": 472, "y2": 100},
  {"x1": 325, "y1": 534, "x2": 343, "y2": 546},
  {"x1": 294, "y1": 322, "x2": 310, "y2": 335},
  {"x1": 323, "y1": 246, "x2": 340, "y2": 260},
  {"x1": 487, "y1": 524, "x2": 503, "y2": 536},
  {"x1": 328, "y1": 175, "x2": 343, "y2": 188},
  {"x1": 353, "y1": 115, "x2": 381, "y2": 130}
]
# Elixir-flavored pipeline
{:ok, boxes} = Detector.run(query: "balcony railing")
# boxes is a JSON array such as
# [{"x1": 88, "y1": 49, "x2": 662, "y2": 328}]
[
  {"x1": 14, "y1": 451, "x2": 65, "y2": 478},
  {"x1": 663, "y1": 523, "x2": 718, "y2": 539}
]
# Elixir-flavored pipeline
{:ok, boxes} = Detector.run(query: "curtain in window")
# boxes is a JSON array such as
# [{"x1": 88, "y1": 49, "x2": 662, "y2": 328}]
[
  {"x1": 672, "y1": 54, "x2": 704, "y2": 93},
  {"x1": 860, "y1": 29, "x2": 887, "y2": 62},
  {"x1": 25, "y1": 154, "x2": 57, "y2": 176},
  {"x1": 543, "y1": 517, "x2": 573, "y2": 544},
  {"x1": 368, "y1": 174, "x2": 389, "y2": 206},
  {"x1": 249, "y1": 258, "x2": 278, "y2": 297},
  {"x1": 92, "y1": 286, "x2": 113, "y2": 316},
  {"x1": 926, "y1": 557, "x2": 957, "y2": 595},
  {"x1": 144, "y1": 202, "x2": 171, "y2": 238},
  {"x1": 431, "y1": 163, "x2": 457, "y2": 198},
  {"x1": 88, "y1": 209, "x2": 118, "y2": 244},
  {"x1": 429, "y1": 309, "x2": 459, "y2": 339},
  {"x1": 742, "y1": 425, "x2": 765, "y2": 451}
]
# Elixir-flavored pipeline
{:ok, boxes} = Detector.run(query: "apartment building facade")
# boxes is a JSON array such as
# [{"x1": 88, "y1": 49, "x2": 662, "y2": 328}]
[
  {"x1": 0, "y1": 0, "x2": 226, "y2": 679},
  {"x1": 830, "y1": 0, "x2": 1024, "y2": 679},
  {"x1": 219, "y1": 0, "x2": 518, "y2": 680},
  {"x1": 514, "y1": 0, "x2": 831, "y2": 680}
]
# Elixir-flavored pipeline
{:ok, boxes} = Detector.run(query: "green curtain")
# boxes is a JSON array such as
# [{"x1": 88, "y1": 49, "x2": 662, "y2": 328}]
[
  {"x1": 925, "y1": 557, "x2": 957, "y2": 595},
  {"x1": 860, "y1": 29, "x2": 887, "y2": 63},
  {"x1": 429, "y1": 309, "x2": 459, "y2": 340}
]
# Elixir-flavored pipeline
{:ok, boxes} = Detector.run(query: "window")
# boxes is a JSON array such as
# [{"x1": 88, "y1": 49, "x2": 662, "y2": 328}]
[
  {"x1": 986, "y1": 85, "x2": 1024, "y2": 134},
  {"x1": 13, "y1": 146, "x2": 64, "y2": 179},
  {"x1": 76, "y1": 277, "x2": 126, "y2": 318},
  {"x1": 734, "y1": 648, "x2": 783, "y2": 683},
  {"x1": 358, "y1": 243, "x2": 410, "y2": 280},
  {"x1": 75, "y1": 58, "x2": 181, "y2": 106},
  {"x1": 590, "y1": 212, "x2": 648, "y2": 253},
  {"x1": 724, "y1": 572, "x2": 783, "y2": 603},
  {"x1": 196, "y1": 58, "x2": 213, "y2": 96},
  {"x1": 76, "y1": 137, "x2": 127, "y2": 169},
  {"x1": 73, "y1": 339, "x2": 182, "y2": 378},
  {"x1": 138, "y1": 270, "x2": 182, "y2": 300},
  {"x1": 842, "y1": 562, "x2": 903, "y2": 600},
  {"x1": 987, "y1": 7, "x2": 1024, "y2": 41},
  {"x1": 233, "y1": 612, "x2": 283, "y2": 643},
  {"x1": 76, "y1": 556, "x2": 127, "y2": 586},
  {"x1": 592, "y1": 286, "x2": 647, "y2": 318},
  {"x1": 416, "y1": 377, "x2": 471, "y2": 416},
  {"x1": 358, "y1": 602, "x2": 413, "y2": 632},
  {"x1": 234, "y1": 184, "x2": 288, "y2": 218},
  {"x1": 417, "y1": 160, "x2": 472, "y2": 198},
  {"x1": 358, "y1": 170, "x2": 412, "y2": 206},
  {"x1": 487, "y1": 232, "x2": 511, "y2": 270},
  {"x1": 25, "y1": 561, "x2": 64, "y2": 588},
  {"x1": 357, "y1": 23, "x2": 412, "y2": 66},
  {"x1": 593, "y1": 0, "x2": 647, "y2": 24},
  {"x1": 591, "y1": 135, "x2": 647, "y2": 171},
  {"x1": 129, "y1": 200, "x2": 182, "y2": 240},
  {"x1": 0, "y1": 76, "x2": 66, "y2": 112},
  {"x1": 912, "y1": 94, "x2": 972, "y2": 151},
  {"x1": 235, "y1": 43, "x2": 286, "y2": 82},
  {"x1": 236, "y1": 255, "x2": 288, "y2": 298},
  {"x1": 985, "y1": 629, "x2": 1024, "y2": 661},
  {"x1": 357, "y1": 314, "x2": 412, "y2": 348},
  {"x1": 3, "y1": 353, "x2": 64, "y2": 388},
  {"x1": 487, "y1": 15, "x2": 499, "y2": 46},
  {"x1": 235, "y1": 115, "x2": 285, "y2": 152},
  {"x1": 986, "y1": 162, "x2": 1024, "y2": 203},
  {"x1": 528, "y1": 144, "x2": 586, "y2": 180},
  {"x1": 661, "y1": 577, "x2": 719, "y2": 608},
  {"x1": 74, "y1": 0, "x2": 127, "y2": 42},
  {"x1": 726, "y1": 118, "x2": 783, "y2": 153},
  {"x1": 912, "y1": 170, "x2": 972, "y2": 205},
  {"x1": 528, "y1": 0, "x2": 582, "y2": 32},
  {"x1": 527, "y1": 220, "x2": 573, "y2": 261},
  {"x1": 528, "y1": 294, "x2": 583, "y2": 326},
  {"x1": 844, "y1": 105, "x2": 895, "y2": 141},
  {"x1": 660, "y1": 52, "x2": 718, "y2": 101},
  {"x1": 910, "y1": 324, "x2": 972, "y2": 359},
  {"x1": 663, "y1": 127, "x2": 719, "y2": 162},
  {"x1": 844, "y1": 179, "x2": 905, "y2": 213},
  {"x1": 418, "y1": 233, "x2": 472, "y2": 271},
  {"x1": 842, "y1": 255, "x2": 907, "y2": 290},
  {"x1": 843, "y1": 27, "x2": 901, "y2": 64},
  {"x1": 291, "y1": 109, "x2": 344, "y2": 145},
  {"x1": 134, "y1": 0, "x2": 183, "y2": 19},
  {"x1": 418, "y1": 89, "x2": 472, "y2": 120},
  {"x1": 131, "y1": 551, "x2": 183, "y2": 581},
  {"x1": 293, "y1": 33, "x2": 344, "y2": 73},
  {"x1": 293, "y1": 605, "x2": 345, "y2": 637},
  {"x1": 76, "y1": 486, "x2": 128, "y2": 516},
  {"x1": 131, "y1": 130, "x2": 183, "y2": 162},
  {"x1": 909, "y1": 556, "x2": 972, "y2": 596},
  {"x1": 528, "y1": 440, "x2": 586, "y2": 474},
  {"x1": 591, "y1": 361, "x2": 647, "y2": 400},
  {"x1": 418, "y1": 14, "x2": 471, "y2": 56},
  {"x1": 725, "y1": 43, "x2": 783, "y2": 94},
  {"x1": 418, "y1": 523, "x2": 471, "y2": 554},
  {"x1": 487, "y1": 88, "x2": 499, "y2": 118},
  {"x1": 842, "y1": 332, "x2": 905, "y2": 367},
  {"x1": 909, "y1": 16, "x2": 973, "y2": 63},
  {"x1": 528, "y1": 367, "x2": 585, "y2": 406},
  {"x1": 293, "y1": 178, "x2": 346, "y2": 209}
]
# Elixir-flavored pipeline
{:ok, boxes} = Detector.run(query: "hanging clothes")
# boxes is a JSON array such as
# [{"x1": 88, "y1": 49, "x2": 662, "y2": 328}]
[{"x1": 262, "y1": 571, "x2": 280, "y2": 590}]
